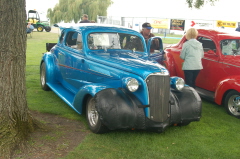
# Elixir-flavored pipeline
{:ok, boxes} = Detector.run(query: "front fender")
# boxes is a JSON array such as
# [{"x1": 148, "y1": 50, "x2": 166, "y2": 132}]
[
  {"x1": 72, "y1": 84, "x2": 112, "y2": 114},
  {"x1": 164, "y1": 51, "x2": 177, "y2": 76},
  {"x1": 215, "y1": 77, "x2": 240, "y2": 105},
  {"x1": 94, "y1": 88, "x2": 146, "y2": 130},
  {"x1": 170, "y1": 87, "x2": 202, "y2": 124}
]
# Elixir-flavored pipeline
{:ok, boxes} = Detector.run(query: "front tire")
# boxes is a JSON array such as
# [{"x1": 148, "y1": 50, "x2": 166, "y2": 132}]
[
  {"x1": 37, "y1": 25, "x2": 44, "y2": 32},
  {"x1": 224, "y1": 90, "x2": 240, "y2": 118},
  {"x1": 40, "y1": 62, "x2": 51, "y2": 91},
  {"x1": 86, "y1": 97, "x2": 108, "y2": 134}
]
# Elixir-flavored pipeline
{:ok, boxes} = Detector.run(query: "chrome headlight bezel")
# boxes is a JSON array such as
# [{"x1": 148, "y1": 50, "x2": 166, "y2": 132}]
[
  {"x1": 170, "y1": 76, "x2": 185, "y2": 91},
  {"x1": 126, "y1": 78, "x2": 139, "y2": 92}
]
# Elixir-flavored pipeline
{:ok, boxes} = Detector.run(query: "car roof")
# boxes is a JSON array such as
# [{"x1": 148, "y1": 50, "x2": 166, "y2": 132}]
[
  {"x1": 197, "y1": 29, "x2": 240, "y2": 40},
  {"x1": 57, "y1": 23, "x2": 137, "y2": 34}
]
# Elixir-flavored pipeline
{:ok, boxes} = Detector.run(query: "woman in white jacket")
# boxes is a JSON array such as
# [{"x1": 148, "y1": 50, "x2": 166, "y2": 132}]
[{"x1": 180, "y1": 28, "x2": 204, "y2": 88}]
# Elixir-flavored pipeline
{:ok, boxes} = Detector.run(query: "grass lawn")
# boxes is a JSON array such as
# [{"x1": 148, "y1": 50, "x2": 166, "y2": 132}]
[
  {"x1": 155, "y1": 33, "x2": 182, "y2": 44},
  {"x1": 26, "y1": 31, "x2": 240, "y2": 159}
]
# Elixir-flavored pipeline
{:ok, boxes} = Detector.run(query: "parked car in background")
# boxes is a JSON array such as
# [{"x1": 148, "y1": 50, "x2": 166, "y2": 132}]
[
  {"x1": 40, "y1": 23, "x2": 201, "y2": 133},
  {"x1": 163, "y1": 29, "x2": 240, "y2": 118}
]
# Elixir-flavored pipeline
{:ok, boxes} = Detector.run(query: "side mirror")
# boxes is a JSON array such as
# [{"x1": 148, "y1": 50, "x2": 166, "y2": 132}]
[
  {"x1": 146, "y1": 37, "x2": 163, "y2": 55},
  {"x1": 53, "y1": 24, "x2": 59, "y2": 27}
]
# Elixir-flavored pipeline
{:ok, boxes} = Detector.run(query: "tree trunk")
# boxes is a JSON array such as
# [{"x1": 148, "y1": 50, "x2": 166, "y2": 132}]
[{"x1": 0, "y1": 0, "x2": 38, "y2": 158}]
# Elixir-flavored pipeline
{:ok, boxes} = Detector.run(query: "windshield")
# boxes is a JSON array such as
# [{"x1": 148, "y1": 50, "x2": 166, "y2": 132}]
[
  {"x1": 88, "y1": 33, "x2": 144, "y2": 52},
  {"x1": 221, "y1": 39, "x2": 240, "y2": 55}
]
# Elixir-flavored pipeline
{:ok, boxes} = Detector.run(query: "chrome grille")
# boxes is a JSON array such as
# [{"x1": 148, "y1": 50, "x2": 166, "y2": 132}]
[{"x1": 146, "y1": 74, "x2": 170, "y2": 122}]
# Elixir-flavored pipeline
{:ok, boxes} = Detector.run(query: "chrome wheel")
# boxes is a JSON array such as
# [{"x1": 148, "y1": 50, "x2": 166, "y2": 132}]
[
  {"x1": 227, "y1": 95, "x2": 240, "y2": 116},
  {"x1": 87, "y1": 98, "x2": 99, "y2": 127},
  {"x1": 86, "y1": 97, "x2": 108, "y2": 133},
  {"x1": 224, "y1": 90, "x2": 240, "y2": 118}
]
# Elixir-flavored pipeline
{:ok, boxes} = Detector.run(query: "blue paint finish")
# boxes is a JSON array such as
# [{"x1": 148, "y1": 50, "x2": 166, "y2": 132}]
[
  {"x1": 41, "y1": 24, "x2": 202, "y2": 132},
  {"x1": 42, "y1": 24, "x2": 166, "y2": 115}
]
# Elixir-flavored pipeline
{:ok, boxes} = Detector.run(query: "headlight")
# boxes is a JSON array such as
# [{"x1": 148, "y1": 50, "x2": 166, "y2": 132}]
[
  {"x1": 170, "y1": 77, "x2": 185, "y2": 91},
  {"x1": 126, "y1": 78, "x2": 139, "y2": 92}
]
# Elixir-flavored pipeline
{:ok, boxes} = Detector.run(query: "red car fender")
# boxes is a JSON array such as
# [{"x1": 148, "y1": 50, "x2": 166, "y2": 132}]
[
  {"x1": 215, "y1": 76, "x2": 240, "y2": 105},
  {"x1": 164, "y1": 50, "x2": 177, "y2": 76}
]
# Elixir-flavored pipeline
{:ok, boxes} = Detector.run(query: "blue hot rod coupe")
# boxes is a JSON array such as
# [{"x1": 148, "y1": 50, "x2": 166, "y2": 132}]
[{"x1": 40, "y1": 23, "x2": 201, "y2": 133}]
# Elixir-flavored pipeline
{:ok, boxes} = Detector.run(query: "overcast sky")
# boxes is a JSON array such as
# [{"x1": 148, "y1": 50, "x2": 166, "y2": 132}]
[{"x1": 26, "y1": 0, "x2": 239, "y2": 21}]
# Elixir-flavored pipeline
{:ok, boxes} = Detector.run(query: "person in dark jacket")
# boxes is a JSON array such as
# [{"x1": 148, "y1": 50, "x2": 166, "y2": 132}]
[
  {"x1": 140, "y1": 22, "x2": 159, "y2": 52},
  {"x1": 180, "y1": 28, "x2": 204, "y2": 88},
  {"x1": 79, "y1": 14, "x2": 90, "y2": 23},
  {"x1": 235, "y1": 25, "x2": 240, "y2": 32}
]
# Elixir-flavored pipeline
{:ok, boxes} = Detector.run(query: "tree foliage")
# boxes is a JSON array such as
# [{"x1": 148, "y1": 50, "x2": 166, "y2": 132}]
[
  {"x1": 47, "y1": 0, "x2": 112, "y2": 24},
  {"x1": 186, "y1": 0, "x2": 219, "y2": 9}
]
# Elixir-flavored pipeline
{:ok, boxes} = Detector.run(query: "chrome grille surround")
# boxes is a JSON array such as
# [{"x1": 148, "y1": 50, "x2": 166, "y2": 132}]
[{"x1": 145, "y1": 73, "x2": 170, "y2": 122}]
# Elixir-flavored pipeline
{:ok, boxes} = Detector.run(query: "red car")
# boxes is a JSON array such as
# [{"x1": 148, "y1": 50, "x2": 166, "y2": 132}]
[{"x1": 163, "y1": 29, "x2": 240, "y2": 118}]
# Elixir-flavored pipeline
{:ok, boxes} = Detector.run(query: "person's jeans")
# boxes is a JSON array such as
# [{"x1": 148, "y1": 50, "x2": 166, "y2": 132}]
[{"x1": 184, "y1": 70, "x2": 200, "y2": 88}]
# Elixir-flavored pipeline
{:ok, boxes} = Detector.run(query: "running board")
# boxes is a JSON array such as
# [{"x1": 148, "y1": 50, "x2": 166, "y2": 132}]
[
  {"x1": 195, "y1": 87, "x2": 215, "y2": 102},
  {"x1": 47, "y1": 82, "x2": 81, "y2": 114}
]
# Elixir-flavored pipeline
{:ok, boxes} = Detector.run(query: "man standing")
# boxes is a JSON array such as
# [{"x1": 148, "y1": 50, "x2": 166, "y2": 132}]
[
  {"x1": 80, "y1": 14, "x2": 91, "y2": 23},
  {"x1": 236, "y1": 25, "x2": 240, "y2": 32},
  {"x1": 140, "y1": 22, "x2": 159, "y2": 52}
]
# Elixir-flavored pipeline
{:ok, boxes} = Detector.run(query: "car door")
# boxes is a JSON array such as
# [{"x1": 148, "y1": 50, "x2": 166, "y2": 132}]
[
  {"x1": 55, "y1": 30, "x2": 68, "y2": 80},
  {"x1": 66, "y1": 31, "x2": 87, "y2": 90},
  {"x1": 195, "y1": 36, "x2": 221, "y2": 91},
  {"x1": 58, "y1": 31, "x2": 86, "y2": 92}
]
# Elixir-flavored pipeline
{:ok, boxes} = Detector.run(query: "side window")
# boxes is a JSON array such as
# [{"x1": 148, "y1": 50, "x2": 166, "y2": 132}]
[
  {"x1": 65, "y1": 32, "x2": 82, "y2": 50},
  {"x1": 221, "y1": 40, "x2": 239, "y2": 55},
  {"x1": 197, "y1": 37, "x2": 216, "y2": 52},
  {"x1": 119, "y1": 34, "x2": 144, "y2": 52}
]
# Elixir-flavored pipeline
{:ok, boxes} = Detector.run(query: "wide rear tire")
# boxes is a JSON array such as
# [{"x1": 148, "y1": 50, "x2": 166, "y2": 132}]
[
  {"x1": 40, "y1": 62, "x2": 51, "y2": 91},
  {"x1": 45, "y1": 27, "x2": 51, "y2": 32}
]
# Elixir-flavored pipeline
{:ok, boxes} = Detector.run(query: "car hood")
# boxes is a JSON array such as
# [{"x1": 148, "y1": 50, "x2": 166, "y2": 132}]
[{"x1": 87, "y1": 51, "x2": 168, "y2": 79}]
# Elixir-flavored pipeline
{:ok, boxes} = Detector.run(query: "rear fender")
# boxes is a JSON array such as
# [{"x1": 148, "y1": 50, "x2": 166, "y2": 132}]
[
  {"x1": 41, "y1": 53, "x2": 58, "y2": 84},
  {"x1": 215, "y1": 77, "x2": 240, "y2": 105}
]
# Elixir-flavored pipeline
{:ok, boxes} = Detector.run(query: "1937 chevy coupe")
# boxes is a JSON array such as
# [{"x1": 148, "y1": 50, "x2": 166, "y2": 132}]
[
  {"x1": 40, "y1": 23, "x2": 201, "y2": 133},
  {"x1": 163, "y1": 29, "x2": 240, "y2": 118}
]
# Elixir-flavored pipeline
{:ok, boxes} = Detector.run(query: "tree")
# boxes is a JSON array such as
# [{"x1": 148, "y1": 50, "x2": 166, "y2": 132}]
[
  {"x1": 47, "y1": 0, "x2": 113, "y2": 24},
  {"x1": 0, "y1": 0, "x2": 42, "y2": 158},
  {"x1": 186, "y1": 0, "x2": 219, "y2": 9}
]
